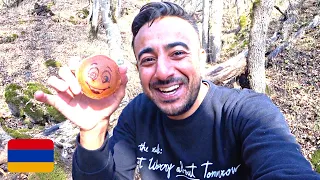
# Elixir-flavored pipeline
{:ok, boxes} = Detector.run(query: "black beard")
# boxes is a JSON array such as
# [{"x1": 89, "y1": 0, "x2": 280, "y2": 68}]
[{"x1": 154, "y1": 78, "x2": 201, "y2": 116}]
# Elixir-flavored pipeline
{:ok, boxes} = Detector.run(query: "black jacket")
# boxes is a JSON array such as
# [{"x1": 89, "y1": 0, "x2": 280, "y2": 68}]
[{"x1": 72, "y1": 81, "x2": 320, "y2": 179}]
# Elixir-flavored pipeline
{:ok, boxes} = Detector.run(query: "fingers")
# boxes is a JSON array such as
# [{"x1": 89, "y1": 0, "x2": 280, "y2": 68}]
[
  {"x1": 119, "y1": 64, "x2": 128, "y2": 87},
  {"x1": 68, "y1": 56, "x2": 82, "y2": 73},
  {"x1": 34, "y1": 91, "x2": 72, "y2": 119},
  {"x1": 34, "y1": 91, "x2": 56, "y2": 107},
  {"x1": 48, "y1": 76, "x2": 69, "y2": 92},
  {"x1": 58, "y1": 66, "x2": 82, "y2": 95},
  {"x1": 118, "y1": 64, "x2": 128, "y2": 77},
  {"x1": 47, "y1": 76, "x2": 76, "y2": 98},
  {"x1": 113, "y1": 64, "x2": 128, "y2": 100}
]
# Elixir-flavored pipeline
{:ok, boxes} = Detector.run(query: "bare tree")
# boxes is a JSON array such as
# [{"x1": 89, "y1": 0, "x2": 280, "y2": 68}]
[
  {"x1": 88, "y1": 0, "x2": 121, "y2": 37},
  {"x1": 172, "y1": 0, "x2": 202, "y2": 14},
  {"x1": 281, "y1": 0, "x2": 304, "y2": 41},
  {"x1": 88, "y1": 0, "x2": 100, "y2": 38},
  {"x1": 100, "y1": 0, "x2": 123, "y2": 64},
  {"x1": 116, "y1": 0, "x2": 122, "y2": 19},
  {"x1": 201, "y1": 0, "x2": 209, "y2": 51},
  {"x1": 207, "y1": 0, "x2": 223, "y2": 63},
  {"x1": 110, "y1": 0, "x2": 122, "y2": 23},
  {"x1": 87, "y1": 0, "x2": 123, "y2": 63},
  {"x1": 247, "y1": 0, "x2": 274, "y2": 93}
]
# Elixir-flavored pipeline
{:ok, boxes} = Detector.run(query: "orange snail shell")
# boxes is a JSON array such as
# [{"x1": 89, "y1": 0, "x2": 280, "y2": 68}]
[{"x1": 77, "y1": 55, "x2": 121, "y2": 99}]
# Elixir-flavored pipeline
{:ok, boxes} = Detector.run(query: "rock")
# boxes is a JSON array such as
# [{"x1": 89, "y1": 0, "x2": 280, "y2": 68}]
[
  {"x1": 0, "y1": 126, "x2": 12, "y2": 165},
  {"x1": 35, "y1": 120, "x2": 79, "y2": 167},
  {"x1": 308, "y1": 15, "x2": 320, "y2": 29},
  {"x1": 32, "y1": 3, "x2": 55, "y2": 17},
  {"x1": 0, "y1": 126, "x2": 12, "y2": 145},
  {"x1": 0, "y1": 109, "x2": 11, "y2": 119},
  {"x1": 4, "y1": 83, "x2": 66, "y2": 125},
  {"x1": 43, "y1": 123, "x2": 61, "y2": 136}
]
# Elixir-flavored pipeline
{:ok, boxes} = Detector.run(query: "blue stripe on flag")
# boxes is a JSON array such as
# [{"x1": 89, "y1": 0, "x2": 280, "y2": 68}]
[{"x1": 8, "y1": 150, "x2": 54, "y2": 162}]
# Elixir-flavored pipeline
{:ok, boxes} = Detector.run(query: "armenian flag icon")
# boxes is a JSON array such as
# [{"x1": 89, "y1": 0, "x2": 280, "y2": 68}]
[{"x1": 8, "y1": 139, "x2": 54, "y2": 172}]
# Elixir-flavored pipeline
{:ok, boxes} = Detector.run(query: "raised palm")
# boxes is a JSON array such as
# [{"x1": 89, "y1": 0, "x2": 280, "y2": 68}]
[{"x1": 34, "y1": 64, "x2": 127, "y2": 131}]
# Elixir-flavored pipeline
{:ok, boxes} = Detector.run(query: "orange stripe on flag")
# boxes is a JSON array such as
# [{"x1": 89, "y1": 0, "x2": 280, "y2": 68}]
[{"x1": 8, "y1": 162, "x2": 54, "y2": 172}]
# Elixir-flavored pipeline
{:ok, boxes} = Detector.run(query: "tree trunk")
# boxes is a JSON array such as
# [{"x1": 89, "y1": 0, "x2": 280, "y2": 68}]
[
  {"x1": 201, "y1": 0, "x2": 209, "y2": 51},
  {"x1": 110, "y1": 0, "x2": 120, "y2": 23},
  {"x1": 89, "y1": 0, "x2": 100, "y2": 39},
  {"x1": 208, "y1": 0, "x2": 223, "y2": 63},
  {"x1": 117, "y1": 0, "x2": 122, "y2": 19},
  {"x1": 205, "y1": 50, "x2": 248, "y2": 84},
  {"x1": 247, "y1": 0, "x2": 274, "y2": 93},
  {"x1": 282, "y1": 0, "x2": 304, "y2": 41},
  {"x1": 100, "y1": 0, "x2": 123, "y2": 65},
  {"x1": 173, "y1": 0, "x2": 202, "y2": 13}
]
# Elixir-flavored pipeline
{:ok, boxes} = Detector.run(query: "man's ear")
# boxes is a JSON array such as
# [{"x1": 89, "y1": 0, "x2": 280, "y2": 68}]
[
  {"x1": 199, "y1": 48, "x2": 207, "y2": 77},
  {"x1": 200, "y1": 48, "x2": 207, "y2": 62}
]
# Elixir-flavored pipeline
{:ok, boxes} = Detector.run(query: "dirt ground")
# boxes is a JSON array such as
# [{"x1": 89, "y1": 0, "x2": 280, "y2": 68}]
[
  {"x1": 0, "y1": 0, "x2": 319, "y2": 178},
  {"x1": 265, "y1": 0, "x2": 320, "y2": 160}
]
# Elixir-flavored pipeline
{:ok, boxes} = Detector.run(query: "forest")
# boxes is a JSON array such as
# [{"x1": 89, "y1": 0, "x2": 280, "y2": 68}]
[{"x1": 0, "y1": 0, "x2": 319, "y2": 179}]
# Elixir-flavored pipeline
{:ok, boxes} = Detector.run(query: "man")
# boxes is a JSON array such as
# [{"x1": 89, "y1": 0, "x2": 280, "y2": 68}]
[{"x1": 35, "y1": 2, "x2": 320, "y2": 179}]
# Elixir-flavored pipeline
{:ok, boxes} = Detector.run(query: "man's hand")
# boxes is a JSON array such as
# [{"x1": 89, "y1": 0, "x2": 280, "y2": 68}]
[{"x1": 34, "y1": 57, "x2": 128, "y2": 149}]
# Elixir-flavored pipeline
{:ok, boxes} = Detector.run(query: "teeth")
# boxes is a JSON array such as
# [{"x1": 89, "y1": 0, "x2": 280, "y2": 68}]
[{"x1": 159, "y1": 85, "x2": 179, "y2": 93}]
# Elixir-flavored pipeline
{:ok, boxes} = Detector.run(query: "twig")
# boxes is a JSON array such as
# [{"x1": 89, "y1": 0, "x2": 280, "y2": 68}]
[{"x1": 274, "y1": 6, "x2": 287, "y2": 21}]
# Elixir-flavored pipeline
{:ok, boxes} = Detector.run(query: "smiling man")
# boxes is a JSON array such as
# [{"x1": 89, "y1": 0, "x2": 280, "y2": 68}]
[
  {"x1": 34, "y1": 1, "x2": 320, "y2": 180},
  {"x1": 134, "y1": 15, "x2": 207, "y2": 119}
]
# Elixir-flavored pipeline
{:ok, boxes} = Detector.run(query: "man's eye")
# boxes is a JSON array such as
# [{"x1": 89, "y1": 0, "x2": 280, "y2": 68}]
[
  {"x1": 144, "y1": 58, "x2": 155, "y2": 62},
  {"x1": 173, "y1": 51, "x2": 185, "y2": 56},
  {"x1": 140, "y1": 57, "x2": 155, "y2": 65}
]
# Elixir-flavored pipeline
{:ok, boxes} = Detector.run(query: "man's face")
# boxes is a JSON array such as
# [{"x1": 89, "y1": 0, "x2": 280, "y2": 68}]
[{"x1": 133, "y1": 16, "x2": 205, "y2": 117}]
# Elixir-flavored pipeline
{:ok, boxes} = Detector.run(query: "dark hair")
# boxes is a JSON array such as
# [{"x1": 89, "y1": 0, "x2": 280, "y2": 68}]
[{"x1": 131, "y1": 1, "x2": 199, "y2": 49}]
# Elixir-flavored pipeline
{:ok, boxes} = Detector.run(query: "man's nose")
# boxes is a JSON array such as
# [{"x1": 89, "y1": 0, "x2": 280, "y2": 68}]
[{"x1": 154, "y1": 56, "x2": 174, "y2": 80}]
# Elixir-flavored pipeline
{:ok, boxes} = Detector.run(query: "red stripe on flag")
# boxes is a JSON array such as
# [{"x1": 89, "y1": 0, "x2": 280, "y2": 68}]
[{"x1": 8, "y1": 139, "x2": 54, "y2": 150}]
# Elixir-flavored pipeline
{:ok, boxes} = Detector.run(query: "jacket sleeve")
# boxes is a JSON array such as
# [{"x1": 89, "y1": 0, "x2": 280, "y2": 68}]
[
  {"x1": 233, "y1": 91, "x2": 320, "y2": 179},
  {"x1": 72, "y1": 133, "x2": 116, "y2": 180},
  {"x1": 72, "y1": 105, "x2": 137, "y2": 180}
]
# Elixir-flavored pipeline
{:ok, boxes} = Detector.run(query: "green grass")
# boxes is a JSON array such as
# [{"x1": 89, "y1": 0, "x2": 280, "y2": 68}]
[{"x1": 28, "y1": 150, "x2": 68, "y2": 180}]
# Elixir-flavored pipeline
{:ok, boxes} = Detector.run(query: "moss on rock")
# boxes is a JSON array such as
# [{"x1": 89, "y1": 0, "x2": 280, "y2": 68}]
[
  {"x1": 4, "y1": 84, "x2": 25, "y2": 117},
  {"x1": 76, "y1": 8, "x2": 90, "y2": 19},
  {"x1": 26, "y1": 83, "x2": 52, "y2": 97},
  {"x1": 239, "y1": 15, "x2": 248, "y2": 29},
  {"x1": 46, "y1": 105, "x2": 66, "y2": 122},
  {"x1": 4, "y1": 83, "x2": 66, "y2": 124},
  {"x1": 0, "y1": 118, "x2": 32, "y2": 139},
  {"x1": 0, "y1": 33, "x2": 18, "y2": 43},
  {"x1": 24, "y1": 102, "x2": 46, "y2": 125},
  {"x1": 44, "y1": 59, "x2": 62, "y2": 68},
  {"x1": 311, "y1": 149, "x2": 320, "y2": 173},
  {"x1": 6, "y1": 128, "x2": 32, "y2": 139}
]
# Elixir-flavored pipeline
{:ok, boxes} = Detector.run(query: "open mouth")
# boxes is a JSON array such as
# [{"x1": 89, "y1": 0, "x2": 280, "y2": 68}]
[
  {"x1": 86, "y1": 82, "x2": 110, "y2": 94},
  {"x1": 158, "y1": 84, "x2": 180, "y2": 95}
]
